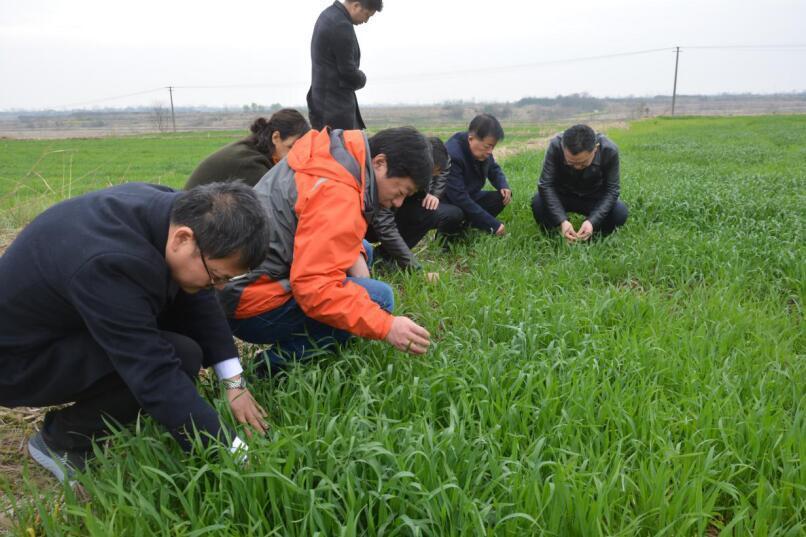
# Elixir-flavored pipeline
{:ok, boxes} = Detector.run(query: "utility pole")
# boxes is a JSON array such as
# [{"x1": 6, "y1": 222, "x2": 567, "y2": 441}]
[
  {"x1": 671, "y1": 46, "x2": 680, "y2": 116},
  {"x1": 168, "y1": 86, "x2": 177, "y2": 132}
]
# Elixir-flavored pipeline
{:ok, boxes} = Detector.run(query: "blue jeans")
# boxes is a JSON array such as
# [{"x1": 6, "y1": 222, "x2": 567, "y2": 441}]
[{"x1": 229, "y1": 241, "x2": 394, "y2": 375}]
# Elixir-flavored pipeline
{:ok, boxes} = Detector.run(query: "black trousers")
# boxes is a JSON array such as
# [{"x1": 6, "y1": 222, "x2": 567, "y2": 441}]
[
  {"x1": 437, "y1": 190, "x2": 505, "y2": 236},
  {"x1": 531, "y1": 192, "x2": 628, "y2": 235},
  {"x1": 1, "y1": 331, "x2": 202, "y2": 452},
  {"x1": 394, "y1": 193, "x2": 440, "y2": 248},
  {"x1": 365, "y1": 192, "x2": 441, "y2": 251}
]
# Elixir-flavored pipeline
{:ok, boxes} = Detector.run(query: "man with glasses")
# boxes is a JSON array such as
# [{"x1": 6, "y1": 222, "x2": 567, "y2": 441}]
[
  {"x1": 531, "y1": 124, "x2": 628, "y2": 242},
  {"x1": 437, "y1": 114, "x2": 513, "y2": 240},
  {"x1": 0, "y1": 182, "x2": 270, "y2": 483}
]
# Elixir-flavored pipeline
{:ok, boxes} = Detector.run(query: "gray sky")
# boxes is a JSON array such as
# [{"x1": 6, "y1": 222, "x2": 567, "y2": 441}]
[{"x1": 1, "y1": 0, "x2": 804, "y2": 111}]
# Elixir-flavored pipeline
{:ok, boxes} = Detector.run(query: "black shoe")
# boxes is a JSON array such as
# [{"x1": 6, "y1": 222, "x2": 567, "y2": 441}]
[{"x1": 27, "y1": 430, "x2": 89, "y2": 484}]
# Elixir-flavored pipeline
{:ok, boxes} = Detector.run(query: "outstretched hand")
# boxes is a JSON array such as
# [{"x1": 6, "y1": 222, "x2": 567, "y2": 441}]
[
  {"x1": 385, "y1": 316, "x2": 431, "y2": 355},
  {"x1": 228, "y1": 386, "x2": 268, "y2": 437}
]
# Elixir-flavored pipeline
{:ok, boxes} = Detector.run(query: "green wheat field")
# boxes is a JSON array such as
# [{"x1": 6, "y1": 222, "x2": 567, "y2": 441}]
[{"x1": 0, "y1": 115, "x2": 804, "y2": 536}]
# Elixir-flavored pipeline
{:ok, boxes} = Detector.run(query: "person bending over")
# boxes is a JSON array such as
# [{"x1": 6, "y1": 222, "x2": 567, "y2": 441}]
[
  {"x1": 219, "y1": 126, "x2": 433, "y2": 376},
  {"x1": 532, "y1": 124, "x2": 628, "y2": 242},
  {"x1": 438, "y1": 114, "x2": 512, "y2": 239},
  {"x1": 366, "y1": 136, "x2": 462, "y2": 269},
  {"x1": 0, "y1": 182, "x2": 270, "y2": 483},
  {"x1": 185, "y1": 109, "x2": 310, "y2": 189}
]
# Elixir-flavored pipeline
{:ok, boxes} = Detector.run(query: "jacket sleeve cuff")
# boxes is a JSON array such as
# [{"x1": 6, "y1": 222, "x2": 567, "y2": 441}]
[
  {"x1": 378, "y1": 313, "x2": 394, "y2": 340},
  {"x1": 213, "y1": 358, "x2": 243, "y2": 380}
]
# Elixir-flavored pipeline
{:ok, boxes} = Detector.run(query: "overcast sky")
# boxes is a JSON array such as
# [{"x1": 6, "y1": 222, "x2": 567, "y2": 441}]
[{"x1": 1, "y1": 0, "x2": 804, "y2": 111}]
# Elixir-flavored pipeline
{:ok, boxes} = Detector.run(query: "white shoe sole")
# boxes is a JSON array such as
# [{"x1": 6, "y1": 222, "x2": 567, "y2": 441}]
[{"x1": 27, "y1": 437, "x2": 68, "y2": 484}]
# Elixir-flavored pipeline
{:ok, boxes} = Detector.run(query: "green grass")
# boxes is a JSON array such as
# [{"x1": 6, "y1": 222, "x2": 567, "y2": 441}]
[{"x1": 1, "y1": 116, "x2": 804, "y2": 535}]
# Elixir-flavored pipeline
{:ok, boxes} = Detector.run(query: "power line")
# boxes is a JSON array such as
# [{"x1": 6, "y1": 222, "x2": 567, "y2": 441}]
[
  {"x1": 33, "y1": 43, "x2": 806, "y2": 110},
  {"x1": 684, "y1": 44, "x2": 806, "y2": 50},
  {"x1": 173, "y1": 47, "x2": 676, "y2": 90},
  {"x1": 167, "y1": 44, "x2": 806, "y2": 91},
  {"x1": 53, "y1": 87, "x2": 166, "y2": 109}
]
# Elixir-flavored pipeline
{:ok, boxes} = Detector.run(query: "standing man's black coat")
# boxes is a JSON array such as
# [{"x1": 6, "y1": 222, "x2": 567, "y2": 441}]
[{"x1": 307, "y1": 1, "x2": 366, "y2": 130}]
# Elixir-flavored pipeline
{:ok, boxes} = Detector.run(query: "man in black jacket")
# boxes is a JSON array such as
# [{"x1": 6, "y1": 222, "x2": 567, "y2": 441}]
[
  {"x1": 367, "y1": 137, "x2": 460, "y2": 269},
  {"x1": 307, "y1": 0, "x2": 382, "y2": 130},
  {"x1": 532, "y1": 124, "x2": 628, "y2": 242},
  {"x1": 0, "y1": 182, "x2": 270, "y2": 482}
]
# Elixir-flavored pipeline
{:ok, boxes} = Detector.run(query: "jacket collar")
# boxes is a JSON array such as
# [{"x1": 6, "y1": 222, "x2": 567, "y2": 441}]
[
  {"x1": 333, "y1": 1, "x2": 353, "y2": 23},
  {"x1": 325, "y1": 128, "x2": 378, "y2": 222}
]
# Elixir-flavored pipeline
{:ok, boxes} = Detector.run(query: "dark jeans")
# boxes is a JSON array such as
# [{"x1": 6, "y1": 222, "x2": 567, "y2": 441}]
[
  {"x1": 228, "y1": 242, "x2": 394, "y2": 376},
  {"x1": 2, "y1": 331, "x2": 202, "y2": 452},
  {"x1": 531, "y1": 192, "x2": 628, "y2": 235},
  {"x1": 437, "y1": 190, "x2": 506, "y2": 236}
]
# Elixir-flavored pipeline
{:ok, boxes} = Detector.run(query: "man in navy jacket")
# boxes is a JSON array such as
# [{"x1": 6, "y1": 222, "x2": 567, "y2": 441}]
[
  {"x1": 0, "y1": 182, "x2": 270, "y2": 482},
  {"x1": 532, "y1": 124, "x2": 628, "y2": 241},
  {"x1": 306, "y1": 0, "x2": 383, "y2": 130},
  {"x1": 439, "y1": 114, "x2": 512, "y2": 238}
]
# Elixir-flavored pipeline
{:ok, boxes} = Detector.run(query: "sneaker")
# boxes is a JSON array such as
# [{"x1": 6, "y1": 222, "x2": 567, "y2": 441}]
[{"x1": 27, "y1": 430, "x2": 88, "y2": 484}]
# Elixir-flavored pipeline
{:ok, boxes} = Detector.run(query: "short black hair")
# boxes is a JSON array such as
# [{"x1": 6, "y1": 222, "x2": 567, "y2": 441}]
[
  {"x1": 369, "y1": 127, "x2": 433, "y2": 191},
  {"x1": 562, "y1": 124, "x2": 597, "y2": 155},
  {"x1": 347, "y1": 0, "x2": 383, "y2": 11},
  {"x1": 468, "y1": 114, "x2": 505, "y2": 142},
  {"x1": 428, "y1": 136, "x2": 449, "y2": 172},
  {"x1": 171, "y1": 182, "x2": 269, "y2": 269}
]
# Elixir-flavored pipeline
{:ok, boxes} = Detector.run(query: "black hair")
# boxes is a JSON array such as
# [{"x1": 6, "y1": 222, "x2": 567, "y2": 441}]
[
  {"x1": 248, "y1": 108, "x2": 310, "y2": 157},
  {"x1": 468, "y1": 113, "x2": 505, "y2": 142},
  {"x1": 562, "y1": 124, "x2": 597, "y2": 154},
  {"x1": 347, "y1": 0, "x2": 383, "y2": 11},
  {"x1": 428, "y1": 136, "x2": 449, "y2": 172},
  {"x1": 369, "y1": 127, "x2": 433, "y2": 191},
  {"x1": 171, "y1": 182, "x2": 269, "y2": 269}
]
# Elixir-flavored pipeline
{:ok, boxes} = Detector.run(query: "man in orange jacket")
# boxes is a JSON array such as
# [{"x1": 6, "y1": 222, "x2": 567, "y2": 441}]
[{"x1": 219, "y1": 127, "x2": 433, "y2": 375}]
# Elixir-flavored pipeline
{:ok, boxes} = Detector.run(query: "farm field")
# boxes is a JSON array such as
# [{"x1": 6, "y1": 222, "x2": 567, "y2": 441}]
[{"x1": 0, "y1": 116, "x2": 804, "y2": 535}]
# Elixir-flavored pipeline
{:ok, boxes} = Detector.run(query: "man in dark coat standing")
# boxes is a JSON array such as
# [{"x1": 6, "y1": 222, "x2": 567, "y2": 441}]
[
  {"x1": 532, "y1": 124, "x2": 628, "y2": 242},
  {"x1": 306, "y1": 0, "x2": 383, "y2": 131},
  {"x1": 0, "y1": 182, "x2": 271, "y2": 483}
]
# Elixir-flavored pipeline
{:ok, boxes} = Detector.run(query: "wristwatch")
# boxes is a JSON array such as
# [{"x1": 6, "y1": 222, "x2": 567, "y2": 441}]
[{"x1": 221, "y1": 376, "x2": 247, "y2": 390}]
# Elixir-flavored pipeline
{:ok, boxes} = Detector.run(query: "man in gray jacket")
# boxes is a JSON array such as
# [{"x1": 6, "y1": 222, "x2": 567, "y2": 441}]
[{"x1": 367, "y1": 137, "x2": 462, "y2": 269}]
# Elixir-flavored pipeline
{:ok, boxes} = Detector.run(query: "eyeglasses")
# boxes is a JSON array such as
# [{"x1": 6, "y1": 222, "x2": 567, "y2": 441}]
[{"x1": 197, "y1": 241, "x2": 248, "y2": 288}]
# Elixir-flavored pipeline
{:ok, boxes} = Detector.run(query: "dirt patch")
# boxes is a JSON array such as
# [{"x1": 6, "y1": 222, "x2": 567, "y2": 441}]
[
  {"x1": 494, "y1": 121, "x2": 629, "y2": 160},
  {"x1": 0, "y1": 407, "x2": 58, "y2": 531},
  {"x1": 495, "y1": 137, "x2": 553, "y2": 159},
  {"x1": 0, "y1": 230, "x2": 18, "y2": 257}
]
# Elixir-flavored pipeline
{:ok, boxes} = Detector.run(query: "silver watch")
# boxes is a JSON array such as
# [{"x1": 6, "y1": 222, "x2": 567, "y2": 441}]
[{"x1": 221, "y1": 377, "x2": 247, "y2": 390}]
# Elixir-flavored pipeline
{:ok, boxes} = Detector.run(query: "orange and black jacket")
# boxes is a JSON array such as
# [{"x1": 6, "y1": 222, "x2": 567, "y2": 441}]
[{"x1": 218, "y1": 128, "x2": 394, "y2": 340}]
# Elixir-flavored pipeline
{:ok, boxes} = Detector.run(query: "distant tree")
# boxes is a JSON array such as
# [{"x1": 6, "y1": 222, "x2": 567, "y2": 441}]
[{"x1": 151, "y1": 101, "x2": 167, "y2": 132}]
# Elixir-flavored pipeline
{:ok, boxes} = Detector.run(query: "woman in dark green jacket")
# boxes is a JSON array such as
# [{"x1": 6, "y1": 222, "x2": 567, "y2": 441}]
[{"x1": 185, "y1": 109, "x2": 310, "y2": 189}]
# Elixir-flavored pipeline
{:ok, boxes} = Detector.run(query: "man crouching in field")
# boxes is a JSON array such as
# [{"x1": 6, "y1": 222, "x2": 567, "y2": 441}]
[
  {"x1": 532, "y1": 124, "x2": 628, "y2": 241},
  {"x1": 220, "y1": 127, "x2": 433, "y2": 376},
  {"x1": 0, "y1": 182, "x2": 270, "y2": 483}
]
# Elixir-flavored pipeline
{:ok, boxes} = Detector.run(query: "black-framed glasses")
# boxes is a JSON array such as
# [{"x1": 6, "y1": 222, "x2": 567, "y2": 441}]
[{"x1": 197, "y1": 241, "x2": 248, "y2": 287}]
